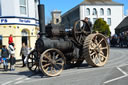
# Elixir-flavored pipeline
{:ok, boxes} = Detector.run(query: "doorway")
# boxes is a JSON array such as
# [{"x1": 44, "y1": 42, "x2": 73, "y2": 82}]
[{"x1": 22, "y1": 29, "x2": 29, "y2": 46}]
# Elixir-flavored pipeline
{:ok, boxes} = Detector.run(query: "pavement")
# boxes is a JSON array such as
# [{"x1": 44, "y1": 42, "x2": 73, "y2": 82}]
[{"x1": 0, "y1": 60, "x2": 28, "y2": 73}]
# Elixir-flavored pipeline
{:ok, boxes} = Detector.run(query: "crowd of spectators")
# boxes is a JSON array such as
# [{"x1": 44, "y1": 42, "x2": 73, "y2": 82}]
[{"x1": 110, "y1": 32, "x2": 128, "y2": 48}]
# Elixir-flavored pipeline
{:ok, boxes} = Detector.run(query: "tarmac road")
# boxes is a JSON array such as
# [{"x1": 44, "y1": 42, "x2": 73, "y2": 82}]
[{"x1": 0, "y1": 48, "x2": 128, "y2": 85}]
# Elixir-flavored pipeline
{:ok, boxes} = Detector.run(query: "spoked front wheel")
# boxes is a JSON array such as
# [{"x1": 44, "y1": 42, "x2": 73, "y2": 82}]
[{"x1": 40, "y1": 48, "x2": 65, "y2": 77}]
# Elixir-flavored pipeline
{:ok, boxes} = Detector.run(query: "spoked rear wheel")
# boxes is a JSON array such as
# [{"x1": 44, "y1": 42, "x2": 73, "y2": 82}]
[
  {"x1": 83, "y1": 33, "x2": 109, "y2": 67},
  {"x1": 40, "y1": 48, "x2": 65, "y2": 77},
  {"x1": 27, "y1": 50, "x2": 41, "y2": 73}
]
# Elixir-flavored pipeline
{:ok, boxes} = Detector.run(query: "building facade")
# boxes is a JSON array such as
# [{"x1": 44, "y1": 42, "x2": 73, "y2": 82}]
[
  {"x1": 61, "y1": 0, "x2": 124, "y2": 35},
  {"x1": 0, "y1": 0, "x2": 39, "y2": 59},
  {"x1": 51, "y1": 10, "x2": 61, "y2": 24}
]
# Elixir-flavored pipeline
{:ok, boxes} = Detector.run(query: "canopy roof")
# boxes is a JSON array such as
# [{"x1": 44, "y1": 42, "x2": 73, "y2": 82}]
[{"x1": 115, "y1": 16, "x2": 128, "y2": 34}]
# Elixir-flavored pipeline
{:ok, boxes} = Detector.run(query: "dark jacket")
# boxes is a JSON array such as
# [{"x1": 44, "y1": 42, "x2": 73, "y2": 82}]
[
  {"x1": 83, "y1": 20, "x2": 92, "y2": 32},
  {"x1": 10, "y1": 57, "x2": 16, "y2": 65},
  {"x1": 1, "y1": 48, "x2": 9, "y2": 58}
]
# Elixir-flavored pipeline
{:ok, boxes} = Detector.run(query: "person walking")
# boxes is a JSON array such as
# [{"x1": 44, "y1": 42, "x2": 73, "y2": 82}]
[
  {"x1": 9, "y1": 43, "x2": 16, "y2": 71},
  {"x1": 20, "y1": 43, "x2": 28, "y2": 67},
  {"x1": 8, "y1": 34, "x2": 13, "y2": 45},
  {"x1": 1, "y1": 45, "x2": 9, "y2": 71}
]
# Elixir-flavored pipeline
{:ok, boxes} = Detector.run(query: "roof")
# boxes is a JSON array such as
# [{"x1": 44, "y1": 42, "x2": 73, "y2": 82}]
[
  {"x1": 62, "y1": 0, "x2": 123, "y2": 17},
  {"x1": 115, "y1": 16, "x2": 128, "y2": 32},
  {"x1": 80, "y1": 0, "x2": 123, "y2": 5}
]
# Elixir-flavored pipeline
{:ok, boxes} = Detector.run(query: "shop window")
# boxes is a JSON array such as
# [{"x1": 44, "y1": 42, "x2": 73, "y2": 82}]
[{"x1": 20, "y1": 0, "x2": 27, "y2": 15}]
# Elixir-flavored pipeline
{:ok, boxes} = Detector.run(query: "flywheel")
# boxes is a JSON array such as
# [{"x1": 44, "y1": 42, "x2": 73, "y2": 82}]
[{"x1": 73, "y1": 20, "x2": 91, "y2": 46}]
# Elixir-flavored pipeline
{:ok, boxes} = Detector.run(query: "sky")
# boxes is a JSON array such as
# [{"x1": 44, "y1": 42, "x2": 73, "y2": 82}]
[{"x1": 40, "y1": 0, "x2": 128, "y2": 23}]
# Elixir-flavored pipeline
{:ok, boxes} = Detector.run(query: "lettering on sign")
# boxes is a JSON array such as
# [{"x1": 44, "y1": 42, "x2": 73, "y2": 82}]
[
  {"x1": 19, "y1": 19, "x2": 31, "y2": 23},
  {"x1": 1, "y1": 19, "x2": 8, "y2": 23}
]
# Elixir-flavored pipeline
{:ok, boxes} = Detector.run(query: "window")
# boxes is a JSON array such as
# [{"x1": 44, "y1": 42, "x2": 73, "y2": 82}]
[
  {"x1": 86, "y1": 8, "x2": 90, "y2": 15},
  {"x1": 20, "y1": 0, "x2": 27, "y2": 15},
  {"x1": 93, "y1": 8, "x2": 97, "y2": 15},
  {"x1": 107, "y1": 8, "x2": 111, "y2": 16},
  {"x1": 107, "y1": 18, "x2": 111, "y2": 25},
  {"x1": 56, "y1": 19, "x2": 59, "y2": 23},
  {"x1": 100, "y1": 8, "x2": 104, "y2": 15},
  {"x1": 93, "y1": 18, "x2": 97, "y2": 24}
]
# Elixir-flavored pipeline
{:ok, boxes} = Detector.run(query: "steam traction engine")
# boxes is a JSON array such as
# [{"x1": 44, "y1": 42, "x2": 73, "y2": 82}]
[{"x1": 26, "y1": 4, "x2": 109, "y2": 77}]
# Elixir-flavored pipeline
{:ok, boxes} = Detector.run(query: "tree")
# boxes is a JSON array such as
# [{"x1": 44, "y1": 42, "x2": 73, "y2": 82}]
[{"x1": 93, "y1": 18, "x2": 111, "y2": 36}]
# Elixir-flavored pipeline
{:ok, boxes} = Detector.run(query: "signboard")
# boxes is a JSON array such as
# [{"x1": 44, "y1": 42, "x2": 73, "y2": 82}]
[{"x1": 0, "y1": 18, "x2": 39, "y2": 26}]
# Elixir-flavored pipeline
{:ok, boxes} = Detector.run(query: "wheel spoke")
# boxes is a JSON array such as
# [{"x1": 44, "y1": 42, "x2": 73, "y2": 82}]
[
  {"x1": 96, "y1": 56, "x2": 101, "y2": 64},
  {"x1": 43, "y1": 54, "x2": 52, "y2": 61},
  {"x1": 43, "y1": 63, "x2": 51, "y2": 68},
  {"x1": 55, "y1": 54, "x2": 59, "y2": 58},
  {"x1": 99, "y1": 53, "x2": 106, "y2": 59},
  {"x1": 56, "y1": 62, "x2": 64, "y2": 66},
  {"x1": 42, "y1": 59, "x2": 48, "y2": 63},
  {"x1": 90, "y1": 51, "x2": 96, "y2": 56},
  {"x1": 95, "y1": 36, "x2": 98, "y2": 45},
  {"x1": 56, "y1": 58, "x2": 63, "y2": 62},
  {"x1": 54, "y1": 64, "x2": 61, "y2": 70},
  {"x1": 98, "y1": 38, "x2": 104, "y2": 45},
  {"x1": 34, "y1": 66, "x2": 38, "y2": 71},
  {"x1": 100, "y1": 47, "x2": 108, "y2": 50}
]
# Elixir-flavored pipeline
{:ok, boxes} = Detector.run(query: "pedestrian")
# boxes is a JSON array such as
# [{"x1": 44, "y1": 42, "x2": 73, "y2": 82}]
[
  {"x1": 1, "y1": 45, "x2": 9, "y2": 71},
  {"x1": 0, "y1": 49, "x2": 2, "y2": 64},
  {"x1": 9, "y1": 43, "x2": 16, "y2": 71},
  {"x1": 20, "y1": 43, "x2": 28, "y2": 67},
  {"x1": 83, "y1": 17, "x2": 92, "y2": 32},
  {"x1": 8, "y1": 34, "x2": 13, "y2": 45}
]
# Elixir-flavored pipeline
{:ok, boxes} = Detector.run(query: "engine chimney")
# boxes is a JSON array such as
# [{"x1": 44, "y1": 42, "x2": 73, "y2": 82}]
[{"x1": 38, "y1": 4, "x2": 45, "y2": 37}]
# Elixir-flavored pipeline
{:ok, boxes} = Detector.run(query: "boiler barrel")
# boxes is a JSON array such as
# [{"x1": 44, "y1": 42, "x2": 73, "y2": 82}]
[{"x1": 36, "y1": 38, "x2": 74, "y2": 53}]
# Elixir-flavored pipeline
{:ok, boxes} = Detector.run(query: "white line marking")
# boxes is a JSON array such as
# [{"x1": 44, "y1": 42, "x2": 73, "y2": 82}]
[
  {"x1": 117, "y1": 67, "x2": 127, "y2": 75},
  {"x1": 1, "y1": 77, "x2": 25, "y2": 85},
  {"x1": 14, "y1": 80, "x2": 24, "y2": 85},
  {"x1": 1, "y1": 81, "x2": 14, "y2": 85},
  {"x1": 14, "y1": 78, "x2": 31, "y2": 84},
  {"x1": 104, "y1": 75, "x2": 128, "y2": 84}
]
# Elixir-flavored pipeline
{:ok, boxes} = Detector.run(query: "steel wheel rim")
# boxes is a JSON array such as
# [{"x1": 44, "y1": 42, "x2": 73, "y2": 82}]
[
  {"x1": 27, "y1": 50, "x2": 40, "y2": 73},
  {"x1": 40, "y1": 48, "x2": 65, "y2": 77},
  {"x1": 73, "y1": 20, "x2": 90, "y2": 46},
  {"x1": 88, "y1": 34, "x2": 109, "y2": 66}
]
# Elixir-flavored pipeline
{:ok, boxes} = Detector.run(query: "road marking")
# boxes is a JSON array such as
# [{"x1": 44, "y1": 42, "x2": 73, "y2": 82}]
[
  {"x1": 14, "y1": 78, "x2": 31, "y2": 85},
  {"x1": 103, "y1": 75, "x2": 128, "y2": 84},
  {"x1": 103, "y1": 67, "x2": 128, "y2": 84},
  {"x1": 117, "y1": 67, "x2": 127, "y2": 75},
  {"x1": 1, "y1": 77, "x2": 25, "y2": 85}
]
